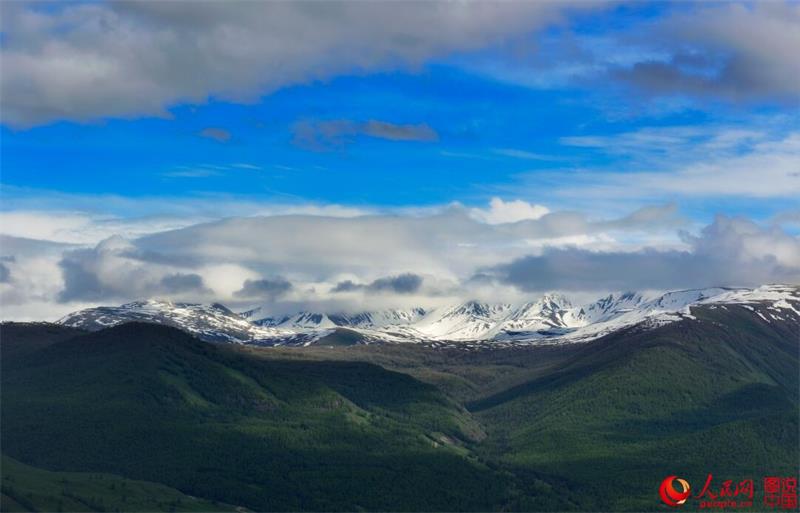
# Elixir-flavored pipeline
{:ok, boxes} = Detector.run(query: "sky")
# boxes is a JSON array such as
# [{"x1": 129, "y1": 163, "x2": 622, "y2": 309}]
[{"x1": 1, "y1": 1, "x2": 799, "y2": 320}]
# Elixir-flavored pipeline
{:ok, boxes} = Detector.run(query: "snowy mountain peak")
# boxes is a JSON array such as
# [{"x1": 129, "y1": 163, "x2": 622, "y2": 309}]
[
  {"x1": 119, "y1": 299, "x2": 174, "y2": 310},
  {"x1": 577, "y1": 291, "x2": 648, "y2": 324},
  {"x1": 57, "y1": 300, "x2": 293, "y2": 344},
  {"x1": 250, "y1": 307, "x2": 428, "y2": 329},
  {"x1": 442, "y1": 300, "x2": 512, "y2": 320},
  {"x1": 277, "y1": 312, "x2": 337, "y2": 329},
  {"x1": 327, "y1": 308, "x2": 427, "y2": 328},
  {"x1": 500, "y1": 294, "x2": 577, "y2": 334},
  {"x1": 410, "y1": 301, "x2": 513, "y2": 341},
  {"x1": 56, "y1": 285, "x2": 800, "y2": 347},
  {"x1": 535, "y1": 292, "x2": 574, "y2": 307}
]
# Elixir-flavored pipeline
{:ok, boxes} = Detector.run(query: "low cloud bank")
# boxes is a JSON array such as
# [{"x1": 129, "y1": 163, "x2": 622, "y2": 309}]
[
  {"x1": 481, "y1": 216, "x2": 800, "y2": 291},
  {"x1": 0, "y1": 204, "x2": 797, "y2": 320}
]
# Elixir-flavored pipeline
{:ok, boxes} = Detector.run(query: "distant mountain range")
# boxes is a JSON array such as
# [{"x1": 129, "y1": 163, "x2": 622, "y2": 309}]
[{"x1": 57, "y1": 284, "x2": 800, "y2": 347}]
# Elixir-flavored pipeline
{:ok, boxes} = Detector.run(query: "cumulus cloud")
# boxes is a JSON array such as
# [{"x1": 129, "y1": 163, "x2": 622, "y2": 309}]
[
  {"x1": 369, "y1": 273, "x2": 423, "y2": 294},
  {"x1": 234, "y1": 277, "x2": 293, "y2": 300},
  {"x1": 468, "y1": 2, "x2": 800, "y2": 107},
  {"x1": 160, "y1": 273, "x2": 210, "y2": 294},
  {"x1": 2, "y1": 197, "x2": 796, "y2": 320},
  {"x1": 481, "y1": 216, "x2": 800, "y2": 291},
  {"x1": 51, "y1": 201, "x2": 678, "y2": 307},
  {"x1": 2, "y1": 1, "x2": 793, "y2": 128},
  {"x1": 292, "y1": 119, "x2": 438, "y2": 151},
  {"x1": 470, "y1": 198, "x2": 550, "y2": 224},
  {"x1": 58, "y1": 253, "x2": 109, "y2": 302},
  {"x1": 331, "y1": 280, "x2": 361, "y2": 293},
  {"x1": 684, "y1": 216, "x2": 800, "y2": 271},
  {"x1": 0, "y1": 247, "x2": 79, "y2": 321},
  {"x1": 56, "y1": 236, "x2": 218, "y2": 303},
  {"x1": 0, "y1": 1, "x2": 584, "y2": 127},
  {"x1": 132, "y1": 203, "x2": 682, "y2": 284},
  {"x1": 613, "y1": 2, "x2": 800, "y2": 104},
  {"x1": 332, "y1": 273, "x2": 423, "y2": 294},
  {"x1": 58, "y1": 237, "x2": 150, "y2": 302},
  {"x1": 0, "y1": 200, "x2": 678, "y2": 317}
]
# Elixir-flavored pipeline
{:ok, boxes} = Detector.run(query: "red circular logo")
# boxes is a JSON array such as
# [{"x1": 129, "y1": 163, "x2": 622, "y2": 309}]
[{"x1": 659, "y1": 476, "x2": 691, "y2": 507}]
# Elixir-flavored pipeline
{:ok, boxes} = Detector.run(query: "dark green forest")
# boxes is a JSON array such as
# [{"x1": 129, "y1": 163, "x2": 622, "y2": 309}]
[{"x1": 1, "y1": 304, "x2": 797, "y2": 511}]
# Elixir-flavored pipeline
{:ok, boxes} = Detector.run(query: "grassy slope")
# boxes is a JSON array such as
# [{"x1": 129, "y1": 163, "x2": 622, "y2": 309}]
[
  {"x1": 0, "y1": 455, "x2": 236, "y2": 512},
  {"x1": 469, "y1": 305, "x2": 800, "y2": 511},
  {"x1": 1, "y1": 322, "x2": 527, "y2": 512},
  {"x1": 242, "y1": 342, "x2": 582, "y2": 404}
]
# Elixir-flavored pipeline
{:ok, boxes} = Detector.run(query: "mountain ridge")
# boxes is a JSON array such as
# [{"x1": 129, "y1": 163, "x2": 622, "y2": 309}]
[{"x1": 55, "y1": 284, "x2": 800, "y2": 347}]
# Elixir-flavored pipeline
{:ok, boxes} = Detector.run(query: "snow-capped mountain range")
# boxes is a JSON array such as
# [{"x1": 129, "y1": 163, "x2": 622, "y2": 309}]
[{"x1": 57, "y1": 285, "x2": 800, "y2": 347}]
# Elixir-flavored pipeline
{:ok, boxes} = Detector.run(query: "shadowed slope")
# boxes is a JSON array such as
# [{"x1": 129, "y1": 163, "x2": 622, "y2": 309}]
[{"x1": 1, "y1": 322, "x2": 518, "y2": 512}]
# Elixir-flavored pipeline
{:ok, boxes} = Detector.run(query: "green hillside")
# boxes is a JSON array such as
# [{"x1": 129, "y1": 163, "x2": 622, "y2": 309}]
[
  {"x1": 1, "y1": 322, "x2": 524, "y2": 511},
  {"x1": 0, "y1": 455, "x2": 236, "y2": 512},
  {"x1": 470, "y1": 304, "x2": 800, "y2": 510}
]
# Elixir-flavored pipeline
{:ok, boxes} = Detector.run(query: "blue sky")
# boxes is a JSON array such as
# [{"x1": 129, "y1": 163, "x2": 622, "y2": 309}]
[
  {"x1": 1, "y1": 1, "x2": 799, "y2": 319},
  {"x1": 3, "y1": 63, "x2": 796, "y2": 219}
]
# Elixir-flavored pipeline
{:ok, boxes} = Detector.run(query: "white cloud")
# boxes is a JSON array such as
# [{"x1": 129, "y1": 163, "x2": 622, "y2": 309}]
[
  {"x1": 130, "y1": 203, "x2": 673, "y2": 284},
  {"x1": 0, "y1": 189, "x2": 380, "y2": 246},
  {"x1": 0, "y1": 1, "x2": 591, "y2": 127},
  {"x1": 492, "y1": 148, "x2": 565, "y2": 162},
  {"x1": 0, "y1": 198, "x2": 692, "y2": 319},
  {"x1": 685, "y1": 215, "x2": 800, "y2": 270},
  {"x1": 0, "y1": 210, "x2": 201, "y2": 244},
  {"x1": 470, "y1": 198, "x2": 550, "y2": 225},
  {"x1": 484, "y1": 216, "x2": 800, "y2": 292},
  {"x1": 614, "y1": 2, "x2": 800, "y2": 103},
  {"x1": 0, "y1": 211, "x2": 95, "y2": 243},
  {"x1": 0, "y1": 236, "x2": 77, "y2": 320},
  {"x1": 552, "y1": 130, "x2": 800, "y2": 201},
  {"x1": 465, "y1": 2, "x2": 800, "y2": 106},
  {"x1": 2, "y1": 194, "x2": 795, "y2": 320},
  {"x1": 639, "y1": 135, "x2": 800, "y2": 198},
  {"x1": 3, "y1": 1, "x2": 795, "y2": 128}
]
